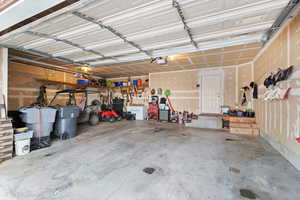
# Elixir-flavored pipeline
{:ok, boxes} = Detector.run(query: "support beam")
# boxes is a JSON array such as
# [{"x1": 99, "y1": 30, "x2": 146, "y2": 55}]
[
  {"x1": 0, "y1": 0, "x2": 66, "y2": 33},
  {"x1": 172, "y1": 0, "x2": 198, "y2": 49},
  {"x1": 72, "y1": 11, "x2": 153, "y2": 58},
  {"x1": 0, "y1": 47, "x2": 8, "y2": 112}
]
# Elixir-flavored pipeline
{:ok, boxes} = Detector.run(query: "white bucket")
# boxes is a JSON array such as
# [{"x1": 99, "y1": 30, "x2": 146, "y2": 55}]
[{"x1": 15, "y1": 139, "x2": 30, "y2": 156}]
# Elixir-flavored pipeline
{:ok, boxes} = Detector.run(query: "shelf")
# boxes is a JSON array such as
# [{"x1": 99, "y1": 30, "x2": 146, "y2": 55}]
[
  {"x1": 36, "y1": 79, "x2": 149, "y2": 91},
  {"x1": 36, "y1": 78, "x2": 80, "y2": 87}
]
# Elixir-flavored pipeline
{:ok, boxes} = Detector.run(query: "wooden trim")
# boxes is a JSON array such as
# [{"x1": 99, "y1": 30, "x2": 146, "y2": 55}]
[
  {"x1": 0, "y1": 0, "x2": 79, "y2": 37},
  {"x1": 0, "y1": 0, "x2": 18, "y2": 12}
]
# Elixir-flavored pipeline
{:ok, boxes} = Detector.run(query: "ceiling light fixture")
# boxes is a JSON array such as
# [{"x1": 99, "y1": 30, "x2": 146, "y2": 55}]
[{"x1": 168, "y1": 55, "x2": 177, "y2": 61}]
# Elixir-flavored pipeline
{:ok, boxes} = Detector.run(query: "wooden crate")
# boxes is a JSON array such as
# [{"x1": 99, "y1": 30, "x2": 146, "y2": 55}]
[
  {"x1": 228, "y1": 117, "x2": 256, "y2": 123},
  {"x1": 230, "y1": 127, "x2": 260, "y2": 136},
  {"x1": 230, "y1": 122, "x2": 258, "y2": 128},
  {"x1": 0, "y1": 119, "x2": 13, "y2": 163}
]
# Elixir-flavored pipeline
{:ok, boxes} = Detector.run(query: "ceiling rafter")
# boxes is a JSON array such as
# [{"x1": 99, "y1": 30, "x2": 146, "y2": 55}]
[
  {"x1": 25, "y1": 31, "x2": 117, "y2": 63},
  {"x1": 72, "y1": 11, "x2": 153, "y2": 58},
  {"x1": 172, "y1": 0, "x2": 198, "y2": 49}
]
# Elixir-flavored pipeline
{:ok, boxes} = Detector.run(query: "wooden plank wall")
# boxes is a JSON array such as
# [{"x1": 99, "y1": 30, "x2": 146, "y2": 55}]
[
  {"x1": 253, "y1": 11, "x2": 300, "y2": 170},
  {"x1": 8, "y1": 61, "x2": 77, "y2": 110}
]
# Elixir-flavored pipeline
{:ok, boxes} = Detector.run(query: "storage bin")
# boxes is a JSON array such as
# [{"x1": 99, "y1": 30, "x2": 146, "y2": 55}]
[
  {"x1": 137, "y1": 79, "x2": 142, "y2": 86},
  {"x1": 77, "y1": 79, "x2": 89, "y2": 86}
]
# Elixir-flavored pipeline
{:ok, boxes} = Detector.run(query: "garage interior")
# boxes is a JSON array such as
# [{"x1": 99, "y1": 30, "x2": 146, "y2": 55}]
[{"x1": 0, "y1": 0, "x2": 300, "y2": 199}]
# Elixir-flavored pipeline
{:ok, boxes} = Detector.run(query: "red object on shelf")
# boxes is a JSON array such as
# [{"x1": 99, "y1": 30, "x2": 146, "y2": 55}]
[
  {"x1": 148, "y1": 103, "x2": 159, "y2": 120},
  {"x1": 296, "y1": 137, "x2": 300, "y2": 143},
  {"x1": 137, "y1": 79, "x2": 142, "y2": 86}
]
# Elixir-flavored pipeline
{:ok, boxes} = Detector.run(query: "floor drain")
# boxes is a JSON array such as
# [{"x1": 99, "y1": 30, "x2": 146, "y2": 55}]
[
  {"x1": 143, "y1": 167, "x2": 156, "y2": 174},
  {"x1": 226, "y1": 138, "x2": 241, "y2": 141},
  {"x1": 44, "y1": 153, "x2": 54, "y2": 157},
  {"x1": 229, "y1": 167, "x2": 240, "y2": 174},
  {"x1": 240, "y1": 189, "x2": 257, "y2": 199},
  {"x1": 154, "y1": 128, "x2": 164, "y2": 133}
]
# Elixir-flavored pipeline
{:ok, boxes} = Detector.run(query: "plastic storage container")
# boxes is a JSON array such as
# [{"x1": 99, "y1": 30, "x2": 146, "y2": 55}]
[
  {"x1": 137, "y1": 79, "x2": 142, "y2": 86},
  {"x1": 14, "y1": 130, "x2": 33, "y2": 156},
  {"x1": 53, "y1": 105, "x2": 80, "y2": 139},
  {"x1": 77, "y1": 79, "x2": 89, "y2": 86},
  {"x1": 19, "y1": 106, "x2": 57, "y2": 138},
  {"x1": 126, "y1": 106, "x2": 146, "y2": 120}
]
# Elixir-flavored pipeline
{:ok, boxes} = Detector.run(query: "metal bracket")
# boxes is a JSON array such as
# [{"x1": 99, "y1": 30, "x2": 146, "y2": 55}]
[
  {"x1": 9, "y1": 55, "x2": 103, "y2": 78},
  {"x1": 263, "y1": 0, "x2": 300, "y2": 45},
  {"x1": 1, "y1": 43, "x2": 88, "y2": 66},
  {"x1": 25, "y1": 31, "x2": 117, "y2": 63},
  {"x1": 72, "y1": 11, "x2": 152, "y2": 57},
  {"x1": 172, "y1": 0, "x2": 198, "y2": 49}
]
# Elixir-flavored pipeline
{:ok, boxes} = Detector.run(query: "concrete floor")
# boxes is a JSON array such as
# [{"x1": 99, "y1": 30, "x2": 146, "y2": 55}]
[{"x1": 0, "y1": 121, "x2": 300, "y2": 200}]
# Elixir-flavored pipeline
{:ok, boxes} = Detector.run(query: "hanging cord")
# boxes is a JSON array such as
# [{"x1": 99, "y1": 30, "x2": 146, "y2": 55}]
[{"x1": 166, "y1": 96, "x2": 175, "y2": 113}]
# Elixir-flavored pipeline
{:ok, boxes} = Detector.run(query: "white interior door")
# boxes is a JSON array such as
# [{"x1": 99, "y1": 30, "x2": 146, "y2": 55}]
[{"x1": 200, "y1": 70, "x2": 224, "y2": 114}]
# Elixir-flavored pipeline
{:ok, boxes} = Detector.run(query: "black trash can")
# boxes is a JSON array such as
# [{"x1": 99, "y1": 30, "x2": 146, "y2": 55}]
[{"x1": 53, "y1": 106, "x2": 80, "y2": 140}]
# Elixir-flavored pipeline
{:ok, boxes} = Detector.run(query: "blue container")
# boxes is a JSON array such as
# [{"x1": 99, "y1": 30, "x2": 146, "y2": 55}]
[
  {"x1": 77, "y1": 80, "x2": 89, "y2": 86},
  {"x1": 114, "y1": 82, "x2": 119, "y2": 87},
  {"x1": 133, "y1": 80, "x2": 138, "y2": 85},
  {"x1": 119, "y1": 82, "x2": 123, "y2": 86}
]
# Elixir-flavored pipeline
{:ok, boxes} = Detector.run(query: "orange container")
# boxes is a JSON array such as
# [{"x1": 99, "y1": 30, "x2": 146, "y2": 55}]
[{"x1": 137, "y1": 79, "x2": 142, "y2": 86}]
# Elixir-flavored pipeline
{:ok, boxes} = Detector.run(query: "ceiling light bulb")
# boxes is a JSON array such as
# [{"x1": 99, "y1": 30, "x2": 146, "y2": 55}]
[
  {"x1": 81, "y1": 67, "x2": 90, "y2": 72},
  {"x1": 169, "y1": 55, "x2": 177, "y2": 61}
]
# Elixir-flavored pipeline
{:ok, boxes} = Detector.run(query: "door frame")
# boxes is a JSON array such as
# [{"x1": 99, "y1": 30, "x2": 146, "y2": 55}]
[{"x1": 198, "y1": 69, "x2": 224, "y2": 114}]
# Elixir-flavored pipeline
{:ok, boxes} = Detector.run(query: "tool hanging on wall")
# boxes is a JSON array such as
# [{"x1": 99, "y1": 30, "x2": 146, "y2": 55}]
[
  {"x1": 240, "y1": 86, "x2": 250, "y2": 106},
  {"x1": 164, "y1": 89, "x2": 175, "y2": 113},
  {"x1": 35, "y1": 85, "x2": 48, "y2": 106}
]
